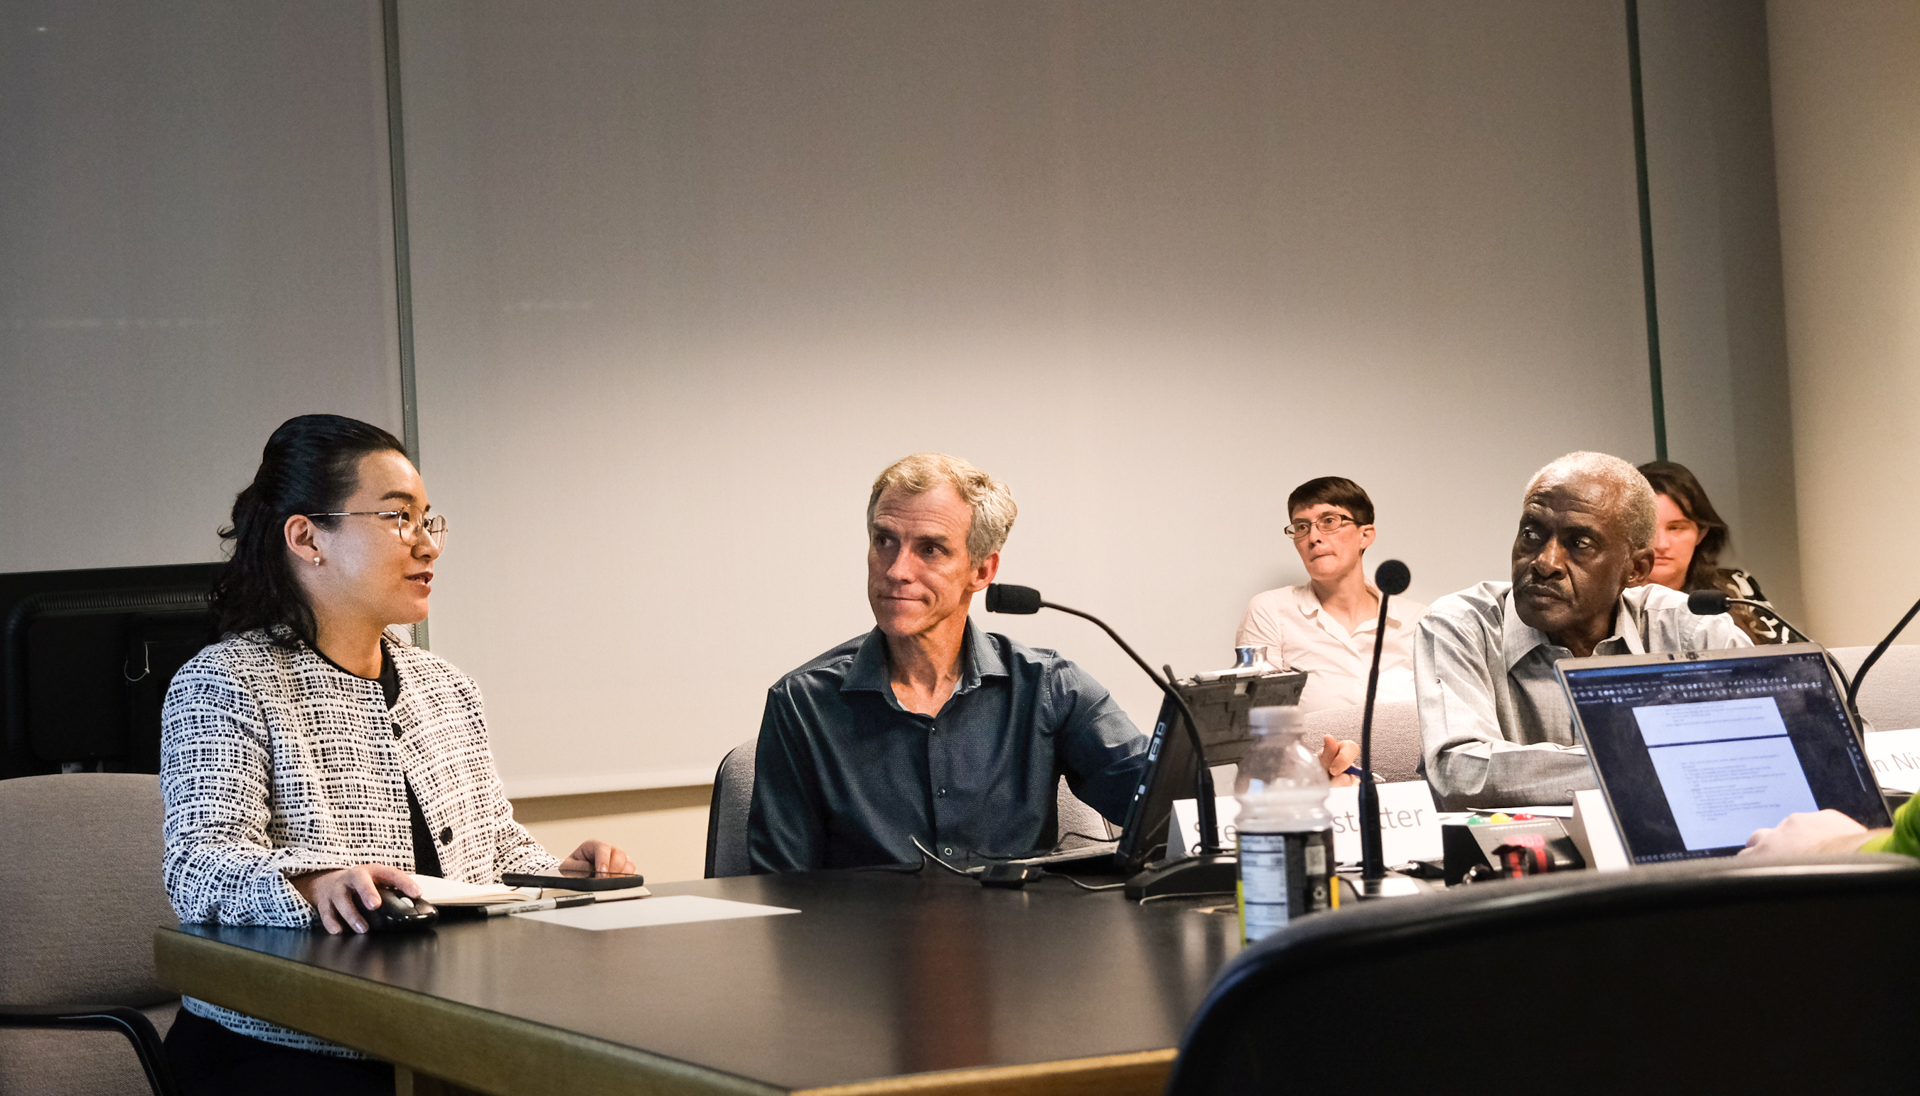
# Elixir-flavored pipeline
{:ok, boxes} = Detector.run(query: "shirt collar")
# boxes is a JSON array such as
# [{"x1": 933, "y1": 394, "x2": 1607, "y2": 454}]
[
  {"x1": 305, "y1": 636, "x2": 392, "y2": 684},
  {"x1": 1292, "y1": 582, "x2": 1404, "y2": 629},
  {"x1": 841, "y1": 620, "x2": 1003, "y2": 702},
  {"x1": 1501, "y1": 586, "x2": 1645, "y2": 670}
]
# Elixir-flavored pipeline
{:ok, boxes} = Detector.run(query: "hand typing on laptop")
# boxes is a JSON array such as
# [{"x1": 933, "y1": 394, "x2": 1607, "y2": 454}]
[{"x1": 1742, "y1": 809, "x2": 1878, "y2": 857}]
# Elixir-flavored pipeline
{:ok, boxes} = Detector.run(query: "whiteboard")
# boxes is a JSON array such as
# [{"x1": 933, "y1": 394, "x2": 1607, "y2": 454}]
[
  {"x1": 398, "y1": 0, "x2": 1656, "y2": 796},
  {"x1": 0, "y1": 1, "x2": 402, "y2": 573}
]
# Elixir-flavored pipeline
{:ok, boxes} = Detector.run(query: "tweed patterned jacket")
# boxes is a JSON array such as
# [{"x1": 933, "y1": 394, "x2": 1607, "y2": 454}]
[{"x1": 161, "y1": 626, "x2": 558, "y2": 1054}]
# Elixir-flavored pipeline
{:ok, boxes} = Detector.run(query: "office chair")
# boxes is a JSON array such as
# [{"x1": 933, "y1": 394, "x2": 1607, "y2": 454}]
[
  {"x1": 1302, "y1": 699, "x2": 1423, "y2": 783},
  {"x1": 703, "y1": 737, "x2": 1116, "y2": 878},
  {"x1": 1165, "y1": 856, "x2": 1920, "y2": 1095},
  {"x1": 0, "y1": 774, "x2": 181, "y2": 1096},
  {"x1": 1833, "y1": 644, "x2": 1920, "y2": 732},
  {"x1": 705, "y1": 739, "x2": 759, "y2": 878}
]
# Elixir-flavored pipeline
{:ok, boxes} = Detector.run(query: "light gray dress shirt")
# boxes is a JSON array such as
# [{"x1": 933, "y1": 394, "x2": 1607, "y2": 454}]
[{"x1": 1414, "y1": 581, "x2": 1752, "y2": 809}]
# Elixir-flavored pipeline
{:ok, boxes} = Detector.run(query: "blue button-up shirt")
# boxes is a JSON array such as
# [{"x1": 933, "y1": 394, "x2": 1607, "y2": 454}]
[{"x1": 748, "y1": 623, "x2": 1149, "y2": 872}]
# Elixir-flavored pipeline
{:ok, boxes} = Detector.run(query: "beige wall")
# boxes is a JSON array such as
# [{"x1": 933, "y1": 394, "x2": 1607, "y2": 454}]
[
  {"x1": 1767, "y1": 1, "x2": 1920, "y2": 645},
  {"x1": 513, "y1": 786, "x2": 714, "y2": 885},
  {"x1": 1639, "y1": 0, "x2": 1802, "y2": 621}
]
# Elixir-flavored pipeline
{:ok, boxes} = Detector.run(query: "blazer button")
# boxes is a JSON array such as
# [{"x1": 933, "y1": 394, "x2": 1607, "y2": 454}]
[
  {"x1": 391, "y1": 723, "x2": 403, "y2": 739},
  {"x1": 438, "y1": 826, "x2": 453, "y2": 845}
]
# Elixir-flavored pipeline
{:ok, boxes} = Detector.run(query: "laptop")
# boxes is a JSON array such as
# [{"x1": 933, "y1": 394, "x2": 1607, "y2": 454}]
[{"x1": 1556, "y1": 644, "x2": 1891, "y2": 864}]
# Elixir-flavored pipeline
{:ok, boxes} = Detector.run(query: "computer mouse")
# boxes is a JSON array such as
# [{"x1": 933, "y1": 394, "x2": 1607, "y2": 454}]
[
  {"x1": 979, "y1": 862, "x2": 1047, "y2": 889},
  {"x1": 358, "y1": 886, "x2": 439, "y2": 933}
]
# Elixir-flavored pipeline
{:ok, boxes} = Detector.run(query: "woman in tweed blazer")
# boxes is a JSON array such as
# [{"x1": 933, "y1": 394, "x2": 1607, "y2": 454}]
[{"x1": 160, "y1": 414, "x2": 632, "y2": 1094}]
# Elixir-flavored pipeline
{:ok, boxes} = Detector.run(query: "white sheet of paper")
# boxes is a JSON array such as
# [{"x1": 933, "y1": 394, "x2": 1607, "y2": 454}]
[
  {"x1": 408, "y1": 875, "x2": 540, "y2": 905},
  {"x1": 1864, "y1": 728, "x2": 1920, "y2": 793},
  {"x1": 514, "y1": 894, "x2": 799, "y2": 931},
  {"x1": 1169, "y1": 781, "x2": 1442, "y2": 865}
]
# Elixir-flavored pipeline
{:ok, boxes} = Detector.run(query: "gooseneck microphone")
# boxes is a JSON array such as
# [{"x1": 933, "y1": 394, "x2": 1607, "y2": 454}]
[
  {"x1": 1685, "y1": 589, "x2": 1816, "y2": 645},
  {"x1": 985, "y1": 583, "x2": 1224, "y2": 854},
  {"x1": 1846, "y1": 598, "x2": 1920, "y2": 724},
  {"x1": 1358, "y1": 560, "x2": 1410, "y2": 883},
  {"x1": 1685, "y1": 587, "x2": 1879, "y2": 726},
  {"x1": 984, "y1": 584, "x2": 1044, "y2": 615}
]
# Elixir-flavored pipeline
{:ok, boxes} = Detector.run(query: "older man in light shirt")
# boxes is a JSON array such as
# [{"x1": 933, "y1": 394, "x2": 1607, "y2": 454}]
[{"x1": 1415, "y1": 452, "x2": 1751, "y2": 809}]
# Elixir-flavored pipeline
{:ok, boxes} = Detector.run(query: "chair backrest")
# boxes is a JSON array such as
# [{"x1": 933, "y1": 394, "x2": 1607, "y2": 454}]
[
  {"x1": 702, "y1": 739, "x2": 1116, "y2": 877},
  {"x1": 1301, "y1": 699, "x2": 1422, "y2": 783},
  {"x1": 1165, "y1": 856, "x2": 1920, "y2": 1094},
  {"x1": 1831, "y1": 644, "x2": 1920, "y2": 731},
  {"x1": 705, "y1": 738, "x2": 759, "y2": 878},
  {"x1": 0, "y1": 774, "x2": 178, "y2": 1007},
  {"x1": 1053, "y1": 779, "x2": 1113, "y2": 849}
]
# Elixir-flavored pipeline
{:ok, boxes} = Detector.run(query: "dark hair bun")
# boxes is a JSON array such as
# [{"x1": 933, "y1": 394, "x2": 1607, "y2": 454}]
[{"x1": 210, "y1": 414, "x2": 407, "y2": 645}]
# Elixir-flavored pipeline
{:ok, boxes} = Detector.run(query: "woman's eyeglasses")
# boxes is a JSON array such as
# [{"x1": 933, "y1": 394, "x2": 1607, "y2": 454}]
[
  {"x1": 1284, "y1": 514, "x2": 1360, "y2": 539},
  {"x1": 305, "y1": 510, "x2": 448, "y2": 547}
]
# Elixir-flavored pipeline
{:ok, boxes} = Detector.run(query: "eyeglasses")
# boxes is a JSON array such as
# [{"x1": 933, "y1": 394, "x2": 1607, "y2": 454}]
[
  {"x1": 1284, "y1": 514, "x2": 1361, "y2": 539},
  {"x1": 305, "y1": 510, "x2": 448, "y2": 547}
]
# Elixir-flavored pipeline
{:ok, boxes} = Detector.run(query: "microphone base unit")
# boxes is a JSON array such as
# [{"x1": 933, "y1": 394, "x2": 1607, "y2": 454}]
[{"x1": 1123, "y1": 854, "x2": 1240, "y2": 901}]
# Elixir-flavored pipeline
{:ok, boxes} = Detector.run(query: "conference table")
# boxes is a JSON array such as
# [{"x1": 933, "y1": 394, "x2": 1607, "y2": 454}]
[{"x1": 154, "y1": 868, "x2": 1244, "y2": 1096}]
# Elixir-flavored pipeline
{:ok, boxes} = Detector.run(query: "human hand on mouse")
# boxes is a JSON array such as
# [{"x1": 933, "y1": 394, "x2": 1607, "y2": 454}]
[
  {"x1": 292, "y1": 864, "x2": 421, "y2": 934},
  {"x1": 558, "y1": 840, "x2": 637, "y2": 875}
]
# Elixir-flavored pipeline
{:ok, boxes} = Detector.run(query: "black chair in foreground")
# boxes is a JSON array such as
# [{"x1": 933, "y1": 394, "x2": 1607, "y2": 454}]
[{"x1": 1166, "y1": 856, "x2": 1920, "y2": 1095}]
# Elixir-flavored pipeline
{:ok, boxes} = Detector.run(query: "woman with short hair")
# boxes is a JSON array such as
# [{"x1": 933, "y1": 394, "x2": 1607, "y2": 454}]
[
  {"x1": 1236, "y1": 476, "x2": 1429, "y2": 718},
  {"x1": 1636, "y1": 460, "x2": 1781, "y2": 644},
  {"x1": 160, "y1": 413, "x2": 632, "y2": 1094}
]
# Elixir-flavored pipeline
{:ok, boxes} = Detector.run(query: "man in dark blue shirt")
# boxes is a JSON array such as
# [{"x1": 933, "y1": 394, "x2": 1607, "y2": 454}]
[{"x1": 748, "y1": 453, "x2": 1149, "y2": 873}]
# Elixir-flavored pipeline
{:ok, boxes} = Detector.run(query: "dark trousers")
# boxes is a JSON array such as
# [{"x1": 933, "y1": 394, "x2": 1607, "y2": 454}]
[{"x1": 165, "y1": 1007, "x2": 394, "y2": 1096}]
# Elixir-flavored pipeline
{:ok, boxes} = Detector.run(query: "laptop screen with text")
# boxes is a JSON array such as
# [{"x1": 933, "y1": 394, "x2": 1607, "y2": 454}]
[{"x1": 1559, "y1": 646, "x2": 1889, "y2": 864}]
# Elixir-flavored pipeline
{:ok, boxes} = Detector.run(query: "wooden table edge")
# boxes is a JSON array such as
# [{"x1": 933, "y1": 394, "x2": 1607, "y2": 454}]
[
  {"x1": 794, "y1": 1048, "x2": 1177, "y2": 1096},
  {"x1": 154, "y1": 927, "x2": 780, "y2": 1096},
  {"x1": 156, "y1": 927, "x2": 1180, "y2": 1096}
]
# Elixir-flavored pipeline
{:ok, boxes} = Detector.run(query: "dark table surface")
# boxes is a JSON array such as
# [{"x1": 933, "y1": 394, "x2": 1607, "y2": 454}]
[{"x1": 163, "y1": 868, "x2": 1244, "y2": 1092}]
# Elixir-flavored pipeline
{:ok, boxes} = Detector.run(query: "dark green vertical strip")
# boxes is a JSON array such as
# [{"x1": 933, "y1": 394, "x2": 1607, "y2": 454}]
[
  {"x1": 381, "y1": 0, "x2": 428, "y2": 648},
  {"x1": 1626, "y1": 0, "x2": 1668, "y2": 461}
]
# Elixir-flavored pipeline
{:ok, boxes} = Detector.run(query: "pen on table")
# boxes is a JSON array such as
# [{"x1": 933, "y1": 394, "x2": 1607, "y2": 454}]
[{"x1": 482, "y1": 894, "x2": 596, "y2": 917}]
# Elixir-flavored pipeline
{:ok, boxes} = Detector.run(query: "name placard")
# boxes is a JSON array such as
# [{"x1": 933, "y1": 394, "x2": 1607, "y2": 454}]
[
  {"x1": 1864, "y1": 728, "x2": 1920, "y2": 793},
  {"x1": 1169, "y1": 781, "x2": 1442, "y2": 866}
]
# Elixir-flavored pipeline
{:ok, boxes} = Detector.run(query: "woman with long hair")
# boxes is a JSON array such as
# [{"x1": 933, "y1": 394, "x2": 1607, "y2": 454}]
[
  {"x1": 160, "y1": 414, "x2": 632, "y2": 1094},
  {"x1": 1636, "y1": 460, "x2": 1780, "y2": 643}
]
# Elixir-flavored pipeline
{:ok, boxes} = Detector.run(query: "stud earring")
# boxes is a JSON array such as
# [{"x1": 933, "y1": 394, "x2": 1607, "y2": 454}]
[{"x1": 313, "y1": 556, "x2": 322, "y2": 566}]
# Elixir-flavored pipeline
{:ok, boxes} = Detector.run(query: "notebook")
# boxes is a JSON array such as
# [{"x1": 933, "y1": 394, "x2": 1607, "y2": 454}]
[{"x1": 1556, "y1": 643, "x2": 1891, "y2": 864}]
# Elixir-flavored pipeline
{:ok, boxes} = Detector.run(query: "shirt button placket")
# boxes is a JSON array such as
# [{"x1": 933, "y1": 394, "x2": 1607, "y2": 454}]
[{"x1": 928, "y1": 715, "x2": 954, "y2": 856}]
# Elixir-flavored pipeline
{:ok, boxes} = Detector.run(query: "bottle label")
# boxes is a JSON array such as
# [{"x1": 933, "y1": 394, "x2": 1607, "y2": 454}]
[{"x1": 1236, "y1": 827, "x2": 1335, "y2": 944}]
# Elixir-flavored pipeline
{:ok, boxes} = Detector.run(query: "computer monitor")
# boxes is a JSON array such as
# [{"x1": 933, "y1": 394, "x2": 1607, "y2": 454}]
[
  {"x1": 1113, "y1": 670, "x2": 1306, "y2": 872},
  {"x1": 1558, "y1": 644, "x2": 1890, "y2": 864}
]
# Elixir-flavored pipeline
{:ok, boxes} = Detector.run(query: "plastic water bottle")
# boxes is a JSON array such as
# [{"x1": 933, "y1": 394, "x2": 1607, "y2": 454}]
[{"x1": 1234, "y1": 704, "x2": 1335, "y2": 943}]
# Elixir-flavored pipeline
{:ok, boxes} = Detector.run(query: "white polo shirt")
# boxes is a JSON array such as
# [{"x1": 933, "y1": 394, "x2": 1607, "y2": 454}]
[{"x1": 1234, "y1": 583, "x2": 1429, "y2": 714}]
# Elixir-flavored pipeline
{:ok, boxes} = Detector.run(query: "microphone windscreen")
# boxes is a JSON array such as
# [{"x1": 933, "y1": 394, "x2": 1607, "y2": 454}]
[
  {"x1": 1688, "y1": 589, "x2": 1730, "y2": 615},
  {"x1": 1374, "y1": 559, "x2": 1411, "y2": 597},
  {"x1": 985, "y1": 584, "x2": 1044, "y2": 614}
]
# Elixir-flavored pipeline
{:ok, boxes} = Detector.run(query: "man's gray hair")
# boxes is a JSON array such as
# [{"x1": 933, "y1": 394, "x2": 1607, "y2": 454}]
[
  {"x1": 1525, "y1": 451, "x2": 1657, "y2": 551},
  {"x1": 868, "y1": 453, "x2": 1018, "y2": 562}
]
